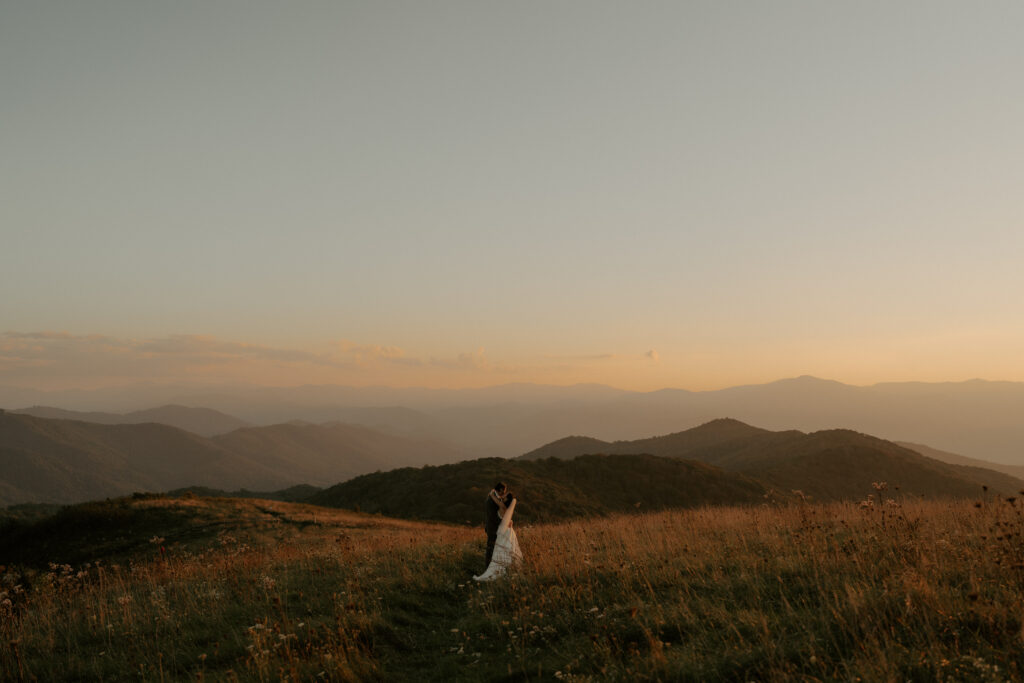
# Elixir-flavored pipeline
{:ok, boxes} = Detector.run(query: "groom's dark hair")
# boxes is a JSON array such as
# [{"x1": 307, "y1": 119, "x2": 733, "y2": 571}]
[{"x1": 494, "y1": 482, "x2": 507, "y2": 493}]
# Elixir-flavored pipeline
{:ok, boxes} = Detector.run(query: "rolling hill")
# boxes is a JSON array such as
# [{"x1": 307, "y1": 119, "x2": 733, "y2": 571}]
[
  {"x1": 518, "y1": 418, "x2": 1024, "y2": 501},
  {"x1": 11, "y1": 404, "x2": 251, "y2": 437},
  {"x1": 0, "y1": 411, "x2": 463, "y2": 505},
  {"x1": 0, "y1": 492, "x2": 432, "y2": 568},
  {"x1": 8, "y1": 377, "x2": 1024, "y2": 463},
  {"x1": 307, "y1": 453, "x2": 769, "y2": 525},
  {"x1": 210, "y1": 421, "x2": 464, "y2": 485},
  {"x1": 897, "y1": 441, "x2": 1024, "y2": 482}
]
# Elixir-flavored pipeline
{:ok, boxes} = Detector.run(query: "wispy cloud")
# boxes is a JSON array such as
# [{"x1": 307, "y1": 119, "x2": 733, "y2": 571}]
[
  {"x1": 0, "y1": 331, "x2": 348, "y2": 387},
  {"x1": 544, "y1": 353, "x2": 619, "y2": 361},
  {"x1": 452, "y1": 347, "x2": 489, "y2": 370},
  {"x1": 0, "y1": 331, "x2": 668, "y2": 390},
  {"x1": 0, "y1": 332, "x2": 523, "y2": 388},
  {"x1": 334, "y1": 339, "x2": 419, "y2": 366}
]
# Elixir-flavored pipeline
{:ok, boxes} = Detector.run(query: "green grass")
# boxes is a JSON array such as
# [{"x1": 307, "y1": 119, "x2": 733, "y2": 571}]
[{"x1": 3, "y1": 492, "x2": 1024, "y2": 681}]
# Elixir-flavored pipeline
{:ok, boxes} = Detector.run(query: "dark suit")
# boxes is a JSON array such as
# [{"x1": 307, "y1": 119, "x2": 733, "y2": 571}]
[{"x1": 484, "y1": 492, "x2": 512, "y2": 569}]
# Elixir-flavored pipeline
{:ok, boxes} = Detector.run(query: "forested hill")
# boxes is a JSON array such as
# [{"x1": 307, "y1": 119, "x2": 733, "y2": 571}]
[
  {"x1": 307, "y1": 454, "x2": 768, "y2": 525},
  {"x1": 518, "y1": 418, "x2": 1024, "y2": 501}
]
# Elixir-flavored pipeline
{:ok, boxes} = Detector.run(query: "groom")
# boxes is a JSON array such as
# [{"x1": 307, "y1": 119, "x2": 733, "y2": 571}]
[{"x1": 484, "y1": 481, "x2": 512, "y2": 570}]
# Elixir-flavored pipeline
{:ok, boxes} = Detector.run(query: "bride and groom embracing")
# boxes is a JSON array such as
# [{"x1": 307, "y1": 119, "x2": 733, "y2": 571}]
[{"x1": 473, "y1": 481, "x2": 523, "y2": 582}]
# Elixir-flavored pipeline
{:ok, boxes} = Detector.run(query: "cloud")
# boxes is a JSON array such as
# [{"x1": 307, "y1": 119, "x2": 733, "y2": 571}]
[
  {"x1": 544, "y1": 353, "x2": 618, "y2": 361},
  {"x1": 335, "y1": 339, "x2": 418, "y2": 365},
  {"x1": 3, "y1": 331, "x2": 76, "y2": 340},
  {"x1": 0, "y1": 331, "x2": 349, "y2": 387},
  {"x1": 456, "y1": 347, "x2": 489, "y2": 370},
  {"x1": 0, "y1": 330, "x2": 658, "y2": 391},
  {"x1": 135, "y1": 335, "x2": 338, "y2": 366}
]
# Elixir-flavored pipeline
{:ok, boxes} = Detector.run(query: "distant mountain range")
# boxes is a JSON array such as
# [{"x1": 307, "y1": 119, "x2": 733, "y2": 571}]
[
  {"x1": 305, "y1": 418, "x2": 1022, "y2": 526},
  {"x1": 0, "y1": 411, "x2": 463, "y2": 506},
  {"x1": 4, "y1": 376, "x2": 1024, "y2": 464},
  {"x1": 11, "y1": 404, "x2": 250, "y2": 437},
  {"x1": 3, "y1": 403, "x2": 1018, "y2": 521},
  {"x1": 518, "y1": 418, "x2": 1023, "y2": 502},
  {"x1": 895, "y1": 442, "x2": 1024, "y2": 482}
]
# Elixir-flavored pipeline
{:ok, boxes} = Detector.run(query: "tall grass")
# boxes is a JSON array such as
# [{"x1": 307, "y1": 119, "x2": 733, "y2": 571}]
[{"x1": 3, "y1": 492, "x2": 1023, "y2": 681}]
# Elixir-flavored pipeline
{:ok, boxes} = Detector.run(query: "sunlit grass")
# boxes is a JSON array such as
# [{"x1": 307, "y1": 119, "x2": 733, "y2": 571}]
[{"x1": 3, "y1": 492, "x2": 1024, "y2": 681}]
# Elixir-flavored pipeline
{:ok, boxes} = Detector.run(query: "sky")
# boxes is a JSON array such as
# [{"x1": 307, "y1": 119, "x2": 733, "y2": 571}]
[{"x1": 2, "y1": 1, "x2": 1023, "y2": 392}]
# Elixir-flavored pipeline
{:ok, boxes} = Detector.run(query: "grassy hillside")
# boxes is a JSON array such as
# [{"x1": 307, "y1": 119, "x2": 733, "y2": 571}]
[
  {"x1": 0, "y1": 493, "x2": 419, "y2": 569},
  {"x1": 307, "y1": 454, "x2": 769, "y2": 525},
  {"x1": 520, "y1": 419, "x2": 1024, "y2": 501},
  {"x1": 166, "y1": 484, "x2": 323, "y2": 503},
  {"x1": 3, "y1": 493, "x2": 1024, "y2": 680},
  {"x1": 0, "y1": 502, "x2": 63, "y2": 528}
]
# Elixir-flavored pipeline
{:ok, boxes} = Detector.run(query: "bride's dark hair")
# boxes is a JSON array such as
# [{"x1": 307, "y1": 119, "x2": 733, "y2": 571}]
[{"x1": 494, "y1": 481, "x2": 507, "y2": 492}]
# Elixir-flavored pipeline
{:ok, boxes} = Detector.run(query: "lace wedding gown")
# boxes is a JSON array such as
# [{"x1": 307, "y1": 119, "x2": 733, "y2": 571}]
[{"x1": 473, "y1": 499, "x2": 523, "y2": 581}]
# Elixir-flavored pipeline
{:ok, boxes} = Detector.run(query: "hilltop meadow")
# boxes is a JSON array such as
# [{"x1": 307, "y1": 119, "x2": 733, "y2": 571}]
[{"x1": 3, "y1": 488, "x2": 1024, "y2": 682}]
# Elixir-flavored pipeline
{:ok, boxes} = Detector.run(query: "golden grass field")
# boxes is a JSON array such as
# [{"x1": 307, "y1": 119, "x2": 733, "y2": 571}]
[{"x1": 3, "y1": 489, "x2": 1024, "y2": 681}]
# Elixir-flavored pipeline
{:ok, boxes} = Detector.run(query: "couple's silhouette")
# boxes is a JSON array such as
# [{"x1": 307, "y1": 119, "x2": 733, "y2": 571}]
[{"x1": 473, "y1": 481, "x2": 522, "y2": 581}]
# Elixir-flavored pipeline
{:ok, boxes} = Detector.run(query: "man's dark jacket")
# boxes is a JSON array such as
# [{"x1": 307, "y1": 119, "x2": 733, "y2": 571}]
[{"x1": 485, "y1": 492, "x2": 512, "y2": 533}]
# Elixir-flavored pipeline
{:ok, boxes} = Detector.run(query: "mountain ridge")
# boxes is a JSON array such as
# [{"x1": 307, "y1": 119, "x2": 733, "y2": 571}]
[
  {"x1": 518, "y1": 419, "x2": 1024, "y2": 501},
  {"x1": 0, "y1": 411, "x2": 463, "y2": 506},
  {"x1": 5, "y1": 375, "x2": 1024, "y2": 463},
  {"x1": 11, "y1": 404, "x2": 250, "y2": 437},
  {"x1": 307, "y1": 453, "x2": 770, "y2": 525}
]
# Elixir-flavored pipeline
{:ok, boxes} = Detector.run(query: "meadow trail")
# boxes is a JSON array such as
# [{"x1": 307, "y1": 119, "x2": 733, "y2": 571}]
[{"x1": 4, "y1": 493, "x2": 1024, "y2": 681}]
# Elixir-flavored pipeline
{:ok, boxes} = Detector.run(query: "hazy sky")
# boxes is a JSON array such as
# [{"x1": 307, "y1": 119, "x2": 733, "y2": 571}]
[{"x1": 3, "y1": 1, "x2": 1023, "y2": 391}]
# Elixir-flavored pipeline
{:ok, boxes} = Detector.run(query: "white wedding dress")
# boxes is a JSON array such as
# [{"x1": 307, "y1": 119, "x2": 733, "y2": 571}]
[{"x1": 473, "y1": 499, "x2": 523, "y2": 581}]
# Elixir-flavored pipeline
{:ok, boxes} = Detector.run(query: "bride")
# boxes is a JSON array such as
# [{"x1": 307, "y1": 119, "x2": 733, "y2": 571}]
[{"x1": 474, "y1": 494, "x2": 523, "y2": 581}]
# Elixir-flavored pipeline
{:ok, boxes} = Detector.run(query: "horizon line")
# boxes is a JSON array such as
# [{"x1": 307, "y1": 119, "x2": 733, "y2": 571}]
[{"x1": 1, "y1": 374, "x2": 1015, "y2": 398}]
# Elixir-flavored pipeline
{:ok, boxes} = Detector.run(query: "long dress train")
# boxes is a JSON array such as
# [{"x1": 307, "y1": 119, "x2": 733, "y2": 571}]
[{"x1": 473, "y1": 499, "x2": 523, "y2": 581}]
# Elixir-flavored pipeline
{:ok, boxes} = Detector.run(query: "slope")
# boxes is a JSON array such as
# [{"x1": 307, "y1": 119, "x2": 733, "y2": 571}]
[
  {"x1": 212, "y1": 421, "x2": 464, "y2": 486},
  {"x1": 518, "y1": 419, "x2": 1023, "y2": 501},
  {"x1": 12, "y1": 404, "x2": 251, "y2": 437},
  {"x1": 0, "y1": 412, "x2": 285, "y2": 505},
  {"x1": 898, "y1": 441, "x2": 1024, "y2": 483},
  {"x1": 0, "y1": 412, "x2": 464, "y2": 505},
  {"x1": 307, "y1": 453, "x2": 768, "y2": 525}
]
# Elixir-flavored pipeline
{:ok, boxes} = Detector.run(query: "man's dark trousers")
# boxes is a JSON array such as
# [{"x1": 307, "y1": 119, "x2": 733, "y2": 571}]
[
  {"x1": 484, "y1": 493, "x2": 502, "y2": 570},
  {"x1": 484, "y1": 527, "x2": 498, "y2": 569}
]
